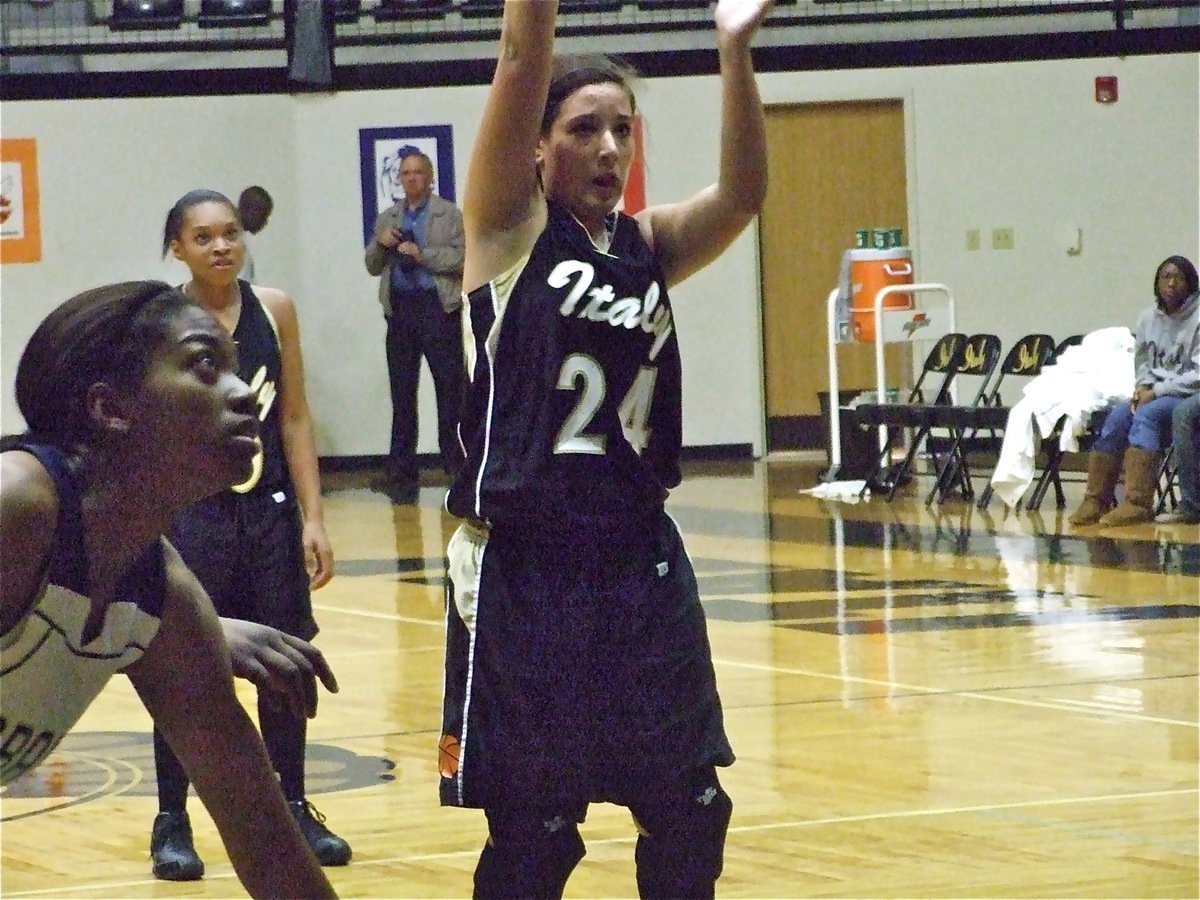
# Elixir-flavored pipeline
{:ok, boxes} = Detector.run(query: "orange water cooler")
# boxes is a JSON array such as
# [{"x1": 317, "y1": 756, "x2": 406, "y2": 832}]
[{"x1": 849, "y1": 248, "x2": 914, "y2": 342}]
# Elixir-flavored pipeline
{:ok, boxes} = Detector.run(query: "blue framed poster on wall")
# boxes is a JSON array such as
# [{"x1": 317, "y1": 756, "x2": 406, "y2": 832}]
[{"x1": 358, "y1": 124, "x2": 456, "y2": 247}]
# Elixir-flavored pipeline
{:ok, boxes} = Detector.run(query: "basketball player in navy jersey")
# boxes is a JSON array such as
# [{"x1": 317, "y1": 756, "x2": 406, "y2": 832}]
[
  {"x1": 439, "y1": 1, "x2": 773, "y2": 896},
  {"x1": 147, "y1": 190, "x2": 350, "y2": 880},
  {"x1": 1, "y1": 281, "x2": 338, "y2": 899}
]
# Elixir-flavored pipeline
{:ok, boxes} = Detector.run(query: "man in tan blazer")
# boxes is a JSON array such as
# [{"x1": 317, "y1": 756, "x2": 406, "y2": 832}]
[{"x1": 364, "y1": 150, "x2": 465, "y2": 501}]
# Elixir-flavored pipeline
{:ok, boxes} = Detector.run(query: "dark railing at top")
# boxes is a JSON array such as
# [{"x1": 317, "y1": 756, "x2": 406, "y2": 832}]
[{"x1": 2, "y1": 0, "x2": 1196, "y2": 97}]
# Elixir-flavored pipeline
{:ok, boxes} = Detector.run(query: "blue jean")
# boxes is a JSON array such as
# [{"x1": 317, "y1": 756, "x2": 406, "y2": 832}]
[
  {"x1": 1091, "y1": 395, "x2": 1182, "y2": 455},
  {"x1": 1170, "y1": 392, "x2": 1200, "y2": 516}
]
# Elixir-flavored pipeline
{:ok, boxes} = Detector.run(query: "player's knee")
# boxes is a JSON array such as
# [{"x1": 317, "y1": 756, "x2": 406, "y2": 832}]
[
  {"x1": 474, "y1": 810, "x2": 586, "y2": 900},
  {"x1": 633, "y1": 769, "x2": 732, "y2": 899}
]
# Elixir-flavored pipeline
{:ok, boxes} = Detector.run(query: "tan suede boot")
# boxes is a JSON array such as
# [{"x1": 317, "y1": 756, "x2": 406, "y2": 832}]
[
  {"x1": 1068, "y1": 451, "x2": 1122, "y2": 526},
  {"x1": 1099, "y1": 447, "x2": 1163, "y2": 527}
]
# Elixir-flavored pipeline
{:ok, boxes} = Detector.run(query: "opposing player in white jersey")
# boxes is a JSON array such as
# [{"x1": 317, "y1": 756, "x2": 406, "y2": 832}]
[
  {"x1": 440, "y1": 1, "x2": 774, "y2": 896},
  {"x1": 0, "y1": 281, "x2": 339, "y2": 899}
]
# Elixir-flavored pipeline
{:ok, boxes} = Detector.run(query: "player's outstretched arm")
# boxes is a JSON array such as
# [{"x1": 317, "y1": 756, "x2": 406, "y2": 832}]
[
  {"x1": 638, "y1": 0, "x2": 773, "y2": 288},
  {"x1": 462, "y1": 0, "x2": 558, "y2": 291}
]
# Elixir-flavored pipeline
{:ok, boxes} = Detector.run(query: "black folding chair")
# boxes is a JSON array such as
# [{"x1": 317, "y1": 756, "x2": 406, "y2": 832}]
[
  {"x1": 854, "y1": 332, "x2": 969, "y2": 500},
  {"x1": 1026, "y1": 406, "x2": 1108, "y2": 511},
  {"x1": 915, "y1": 332, "x2": 1055, "y2": 508},
  {"x1": 1155, "y1": 445, "x2": 1180, "y2": 515},
  {"x1": 1053, "y1": 334, "x2": 1085, "y2": 358},
  {"x1": 919, "y1": 333, "x2": 1003, "y2": 504},
  {"x1": 1008, "y1": 334, "x2": 1094, "y2": 511},
  {"x1": 925, "y1": 333, "x2": 1053, "y2": 506}
]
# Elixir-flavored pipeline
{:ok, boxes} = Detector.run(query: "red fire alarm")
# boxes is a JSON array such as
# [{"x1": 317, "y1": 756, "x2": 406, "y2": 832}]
[{"x1": 1095, "y1": 76, "x2": 1118, "y2": 104}]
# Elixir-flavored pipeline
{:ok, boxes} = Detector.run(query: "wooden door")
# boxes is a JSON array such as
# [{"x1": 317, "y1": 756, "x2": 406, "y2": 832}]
[{"x1": 760, "y1": 100, "x2": 910, "y2": 452}]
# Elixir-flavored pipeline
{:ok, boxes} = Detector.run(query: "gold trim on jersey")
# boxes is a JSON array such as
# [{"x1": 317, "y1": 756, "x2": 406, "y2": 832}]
[
  {"x1": 230, "y1": 364, "x2": 277, "y2": 494},
  {"x1": 463, "y1": 250, "x2": 530, "y2": 380}
]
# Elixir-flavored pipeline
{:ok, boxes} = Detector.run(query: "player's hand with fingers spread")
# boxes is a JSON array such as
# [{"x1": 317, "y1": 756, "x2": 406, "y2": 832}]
[
  {"x1": 220, "y1": 618, "x2": 339, "y2": 719},
  {"x1": 715, "y1": 0, "x2": 774, "y2": 45}
]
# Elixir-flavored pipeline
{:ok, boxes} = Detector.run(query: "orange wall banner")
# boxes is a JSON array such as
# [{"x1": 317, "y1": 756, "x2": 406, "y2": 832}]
[{"x1": 1, "y1": 138, "x2": 42, "y2": 265}]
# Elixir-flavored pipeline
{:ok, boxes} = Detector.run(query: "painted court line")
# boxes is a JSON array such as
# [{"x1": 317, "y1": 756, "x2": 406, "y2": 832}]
[
  {"x1": 306, "y1": 609, "x2": 1198, "y2": 726},
  {"x1": 7, "y1": 787, "x2": 1194, "y2": 897},
  {"x1": 715, "y1": 657, "x2": 1200, "y2": 727},
  {"x1": 312, "y1": 602, "x2": 441, "y2": 627}
]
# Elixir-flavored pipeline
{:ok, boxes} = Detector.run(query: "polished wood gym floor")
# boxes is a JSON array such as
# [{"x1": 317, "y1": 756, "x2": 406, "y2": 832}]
[{"x1": 2, "y1": 458, "x2": 1197, "y2": 899}]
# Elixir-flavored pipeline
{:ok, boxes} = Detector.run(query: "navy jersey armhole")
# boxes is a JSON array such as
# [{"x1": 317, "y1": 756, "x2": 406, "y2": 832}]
[
  {"x1": 8, "y1": 442, "x2": 165, "y2": 618},
  {"x1": 10, "y1": 442, "x2": 89, "y2": 597}
]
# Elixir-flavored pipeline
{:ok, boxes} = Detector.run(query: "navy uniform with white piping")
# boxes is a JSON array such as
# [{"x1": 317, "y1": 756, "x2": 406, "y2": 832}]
[{"x1": 441, "y1": 200, "x2": 732, "y2": 814}]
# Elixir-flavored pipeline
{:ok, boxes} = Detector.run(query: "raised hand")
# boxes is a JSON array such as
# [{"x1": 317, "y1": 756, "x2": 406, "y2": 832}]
[{"x1": 715, "y1": 0, "x2": 775, "y2": 45}]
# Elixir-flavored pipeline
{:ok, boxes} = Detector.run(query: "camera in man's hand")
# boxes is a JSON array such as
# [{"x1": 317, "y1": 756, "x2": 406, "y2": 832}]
[{"x1": 396, "y1": 227, "x2": 419, "y2": 271}]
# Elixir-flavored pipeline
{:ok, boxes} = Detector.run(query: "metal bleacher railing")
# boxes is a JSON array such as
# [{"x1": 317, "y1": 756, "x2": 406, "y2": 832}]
[{"x1": 2, "y1": 0, "x2": 1197, "y2": 77}]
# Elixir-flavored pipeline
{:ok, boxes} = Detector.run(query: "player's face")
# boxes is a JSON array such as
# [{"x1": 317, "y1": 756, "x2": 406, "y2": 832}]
[
  {"x1": 128, "y1": 305, "x2": 259, "y2": 496},
  {"x1": 171, "y1": 201, "x2": 245, "y2": 287},
  {"x1": 538, "y1": 81, "x2": 635, "y2": 233}
]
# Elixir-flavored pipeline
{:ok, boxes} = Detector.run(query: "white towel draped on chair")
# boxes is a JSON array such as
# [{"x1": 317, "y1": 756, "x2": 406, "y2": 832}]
[{"x1": 989, "y1": 327, "x2": 1135, "y2": 508}]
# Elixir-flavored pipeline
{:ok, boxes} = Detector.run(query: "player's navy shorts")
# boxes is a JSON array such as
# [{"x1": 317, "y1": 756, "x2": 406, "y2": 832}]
[
  {"x1": 439, "y1": 509, "x2": 733, "y2": 811},
  {"x1": 168, "y1": 487, "x2": 317, "y2": 641}
]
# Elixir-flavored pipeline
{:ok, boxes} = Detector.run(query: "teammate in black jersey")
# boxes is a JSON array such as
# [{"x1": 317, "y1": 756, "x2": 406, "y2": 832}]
[
  {"x1": 440, "y1": 1, "x2": 774, "y2": 897},
  {"x1": 0, "y1": 281, "x2": 339, "y2": 899},
  {"x1": 148, "y1": 190, "x2": 350, "y2": 880}
]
